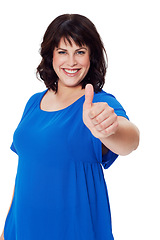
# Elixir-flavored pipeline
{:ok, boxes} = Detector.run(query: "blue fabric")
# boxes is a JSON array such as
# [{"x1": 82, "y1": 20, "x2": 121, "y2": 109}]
[{"x1": 4, "y1": 89, "x2": 129, "y2": 240}]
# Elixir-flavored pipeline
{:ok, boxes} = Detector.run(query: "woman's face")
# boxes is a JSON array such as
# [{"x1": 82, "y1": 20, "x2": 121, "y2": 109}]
[{"x1": 52, "y1": 38, "x2": 90, "y2": 88}]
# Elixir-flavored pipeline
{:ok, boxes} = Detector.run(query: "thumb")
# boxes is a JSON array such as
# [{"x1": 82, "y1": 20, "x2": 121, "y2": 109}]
[{"x1": 83, "y1": 84, "x2": 94, "y2": 110}]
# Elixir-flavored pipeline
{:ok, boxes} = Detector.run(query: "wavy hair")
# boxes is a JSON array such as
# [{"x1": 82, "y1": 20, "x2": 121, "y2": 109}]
[{"x1": 36, "y1": 14, "x2": 108, "y2": 93}]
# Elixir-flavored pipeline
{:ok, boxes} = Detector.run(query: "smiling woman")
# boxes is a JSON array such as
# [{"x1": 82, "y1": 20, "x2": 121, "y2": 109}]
[{"x1": 2, "y1": 13, "x2": 139, "y2": 240}]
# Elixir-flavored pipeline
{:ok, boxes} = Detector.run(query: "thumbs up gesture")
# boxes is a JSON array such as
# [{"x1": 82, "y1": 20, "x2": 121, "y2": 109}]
[{"x1": 83, "y1": 84, "x2": 119, "y2": 139}]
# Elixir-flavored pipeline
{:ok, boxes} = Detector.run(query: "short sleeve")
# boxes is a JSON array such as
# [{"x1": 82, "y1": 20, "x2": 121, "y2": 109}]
[
  {"x1": 93, "y1": 90, "x2": 129, "y2": 120},
  {"x1": 92, "y1": 135, "x2": 118, "y2": 169},
  {"x1": 10, "y1": 142, "x2": 17, "y2": 154},
  {"x1": 101, "y1": 150, "x2": 118, "y2": 169},
  {"x1": 10, "y1": 92, "x2": 42, "y2": 155},
  {"x1": 92, "y1": 90, "x2": 129, "y2": 169}
]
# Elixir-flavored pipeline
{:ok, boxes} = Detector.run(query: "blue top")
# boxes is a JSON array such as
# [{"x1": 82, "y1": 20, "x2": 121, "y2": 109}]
[{"x1": 4, "y1": 89, "x2": 129, "y2": 240}]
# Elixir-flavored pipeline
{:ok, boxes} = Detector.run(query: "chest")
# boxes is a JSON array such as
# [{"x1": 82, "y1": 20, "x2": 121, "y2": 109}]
[{"x1": 12, "y1": 103, "x2": 96, "y2": 162}]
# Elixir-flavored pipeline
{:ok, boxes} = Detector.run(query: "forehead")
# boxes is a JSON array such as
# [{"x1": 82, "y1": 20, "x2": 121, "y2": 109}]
[{"x1": 57, "y1": 37, "x2": 88, "y2": 49}]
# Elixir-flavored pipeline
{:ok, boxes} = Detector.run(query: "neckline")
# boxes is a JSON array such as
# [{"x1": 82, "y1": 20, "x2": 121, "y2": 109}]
[{"x1": 38, "y1": 89, "x2": 85, "y2": 113}]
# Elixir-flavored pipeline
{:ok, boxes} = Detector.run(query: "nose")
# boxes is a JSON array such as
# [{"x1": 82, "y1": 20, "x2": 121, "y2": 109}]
[{"x1": 67, "y1": 54, "x2": 77, "y2": 67}]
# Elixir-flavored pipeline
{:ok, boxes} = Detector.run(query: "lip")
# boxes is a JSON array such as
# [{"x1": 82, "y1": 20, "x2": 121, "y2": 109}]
[{"x1": 62, "y1": 68, "x2": 81, "y2": 77}]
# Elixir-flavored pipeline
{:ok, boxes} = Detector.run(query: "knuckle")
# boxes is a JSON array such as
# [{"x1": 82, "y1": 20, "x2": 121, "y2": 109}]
[
  {"x1": 94, "y1": 117, "x2": 99, "y2": 123},
  {"x1": 112, "y1": 122, "x2": 119, "y2": 134},
  {"x1": 100, "y1": 122, "x2": 105, "y2": 128},
  {"x1": 115, "y1": 121, "x2": 119, "y2": 129},
  {"x1": 110, "y1": 107, "x2": 115, "y2": 114},
  {"x1": 95, "y1": 116, "x2": 101, "y2": 124},
  {"x1": 114, "y1": 113, "x2": 118, "y2": 121},
  {"x1": 89, "y1": 110, "x2": 95, "y2": 118},
  {"x1": 104, "y1": 128, "x2": 108, "y2": 134},
  {"x1": 103, "y1": 102, "x2": 108, "y2": 107}
]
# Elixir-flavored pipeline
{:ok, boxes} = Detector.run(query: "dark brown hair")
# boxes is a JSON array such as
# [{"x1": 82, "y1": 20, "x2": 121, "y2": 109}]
[{"x1": 36, "y1": 14, "x2": 108, "y2": 93}]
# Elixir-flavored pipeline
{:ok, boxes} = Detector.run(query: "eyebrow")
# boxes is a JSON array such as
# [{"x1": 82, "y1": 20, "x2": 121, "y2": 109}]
[{"x1": 56, "y1": 47, "x2": 88, "y2": 51}]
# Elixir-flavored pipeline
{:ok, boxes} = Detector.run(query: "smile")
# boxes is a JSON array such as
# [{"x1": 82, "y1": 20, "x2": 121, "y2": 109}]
[
  {"x1": 62, "y1": 68, "x2": 81, "y2": 76},
  {"x1": 63, "y1": 68, "x2": 80, "y2": 73}
]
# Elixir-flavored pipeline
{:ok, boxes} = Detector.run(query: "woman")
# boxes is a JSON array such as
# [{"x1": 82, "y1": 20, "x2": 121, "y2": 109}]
[{"x1": 1, "y1": 14, "x2": 139, "y2": 240}]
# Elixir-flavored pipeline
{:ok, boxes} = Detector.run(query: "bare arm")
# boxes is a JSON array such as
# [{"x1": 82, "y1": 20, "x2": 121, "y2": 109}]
[
  {"x1": 0, "y1": 186, "x2": 15, "y2": 239},
  {"x1": 101, "y1": 117, "x2": 140, "y2": 156}
]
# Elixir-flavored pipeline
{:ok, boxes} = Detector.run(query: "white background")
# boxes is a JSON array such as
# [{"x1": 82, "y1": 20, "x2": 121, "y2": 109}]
[{"x1": 0, "y1": 0, "x2": 159, "y2": 239}]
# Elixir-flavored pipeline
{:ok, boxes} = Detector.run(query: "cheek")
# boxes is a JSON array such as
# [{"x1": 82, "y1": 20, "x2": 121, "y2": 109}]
[
  {"x1": 52, "y1": 54, "x2": 64, "y2": 70},
  {"x1": 81, "y1": 56, "x2": 90, "y2": 69},
  {"x1": 52, "y1": 55, "x2": 59, "y2": 68},
  {"x1": 85, "y1": 59, "x2": 90, "y2": 72}
]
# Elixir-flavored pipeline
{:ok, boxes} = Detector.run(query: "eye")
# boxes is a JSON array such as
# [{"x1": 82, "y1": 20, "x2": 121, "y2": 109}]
[
  {"x1": 58, "y1": 51, "x2": 67, "y2": 55},
  {"x1": 76, "y1": 51, "x2": 86, "y2": 55}
]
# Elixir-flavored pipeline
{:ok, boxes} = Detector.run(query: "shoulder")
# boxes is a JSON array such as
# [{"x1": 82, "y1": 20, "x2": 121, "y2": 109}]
[
  {"x1": 28, "y1": 90, "x2": 46, "y2": 101},
  {"x1": 23, "y1": 89, "x2": 47, "y2": 112},
  {"x1": 26, "y1": 89, "x2": 47, "y2": 105}
]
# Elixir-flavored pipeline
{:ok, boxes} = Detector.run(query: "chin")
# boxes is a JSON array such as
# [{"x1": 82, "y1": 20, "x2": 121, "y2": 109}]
[{"x1": 60, "y1": 79, "x2": 83, "y2": 88}]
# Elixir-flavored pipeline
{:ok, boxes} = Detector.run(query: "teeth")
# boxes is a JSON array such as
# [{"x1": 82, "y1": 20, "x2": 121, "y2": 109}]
[{"x1": 64, "y1": 69, "x2": 79, "y2": 74}]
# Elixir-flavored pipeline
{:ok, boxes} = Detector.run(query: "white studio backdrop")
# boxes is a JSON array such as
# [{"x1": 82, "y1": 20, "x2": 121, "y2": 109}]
[{"x1": 0, "y1": 0, "x2": 159, "y2": 239}]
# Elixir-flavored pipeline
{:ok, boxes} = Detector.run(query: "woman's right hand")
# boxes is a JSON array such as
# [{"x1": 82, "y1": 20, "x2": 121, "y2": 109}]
[{"x1": 0, "y1": 232, "x2": 4, "y2": 240}]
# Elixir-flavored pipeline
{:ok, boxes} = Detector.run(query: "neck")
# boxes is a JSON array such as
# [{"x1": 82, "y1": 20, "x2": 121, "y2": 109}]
[{"x1": 56, "y1": 82, "x2": 84, "y2": 99}]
